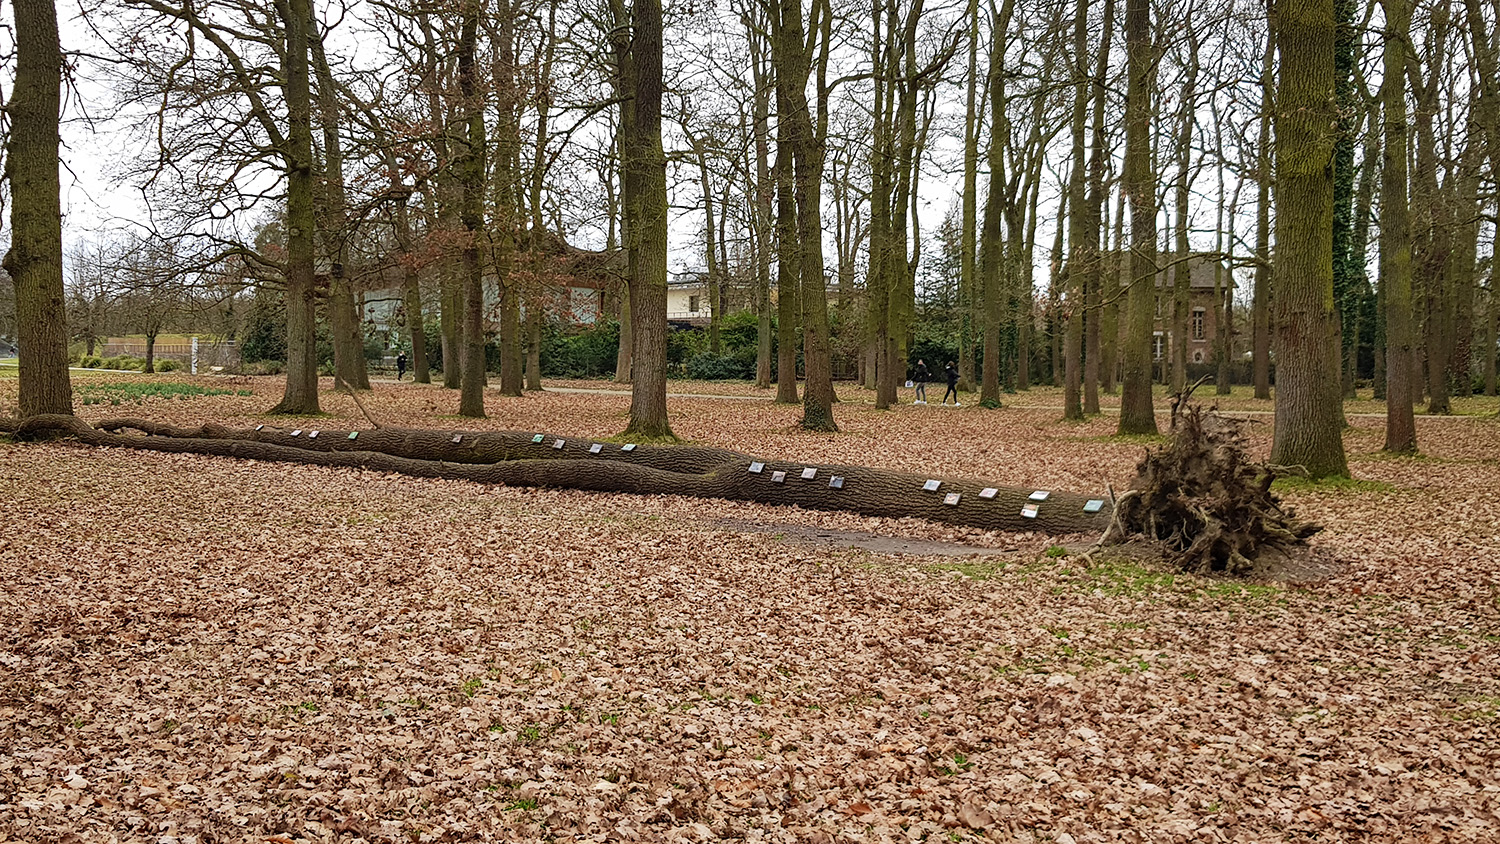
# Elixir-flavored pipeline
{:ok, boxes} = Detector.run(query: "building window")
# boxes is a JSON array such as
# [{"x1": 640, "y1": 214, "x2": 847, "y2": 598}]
[
  {"x1": 689, "y1": 295, "x2": 701, "y2": 313},
  {"x1": 1191, "y1": 307, "x2": 1206, "y2": 340},
  {"x1": 1152, "y1": 331, "x2": 1165, "y2": 361}
]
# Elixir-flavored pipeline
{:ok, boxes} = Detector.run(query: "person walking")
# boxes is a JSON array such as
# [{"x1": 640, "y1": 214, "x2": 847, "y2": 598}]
[
  {"x1": 942, "y1": 361, "x2": 960, "y2": 406},
  {"x1": 912, "y1": 359, "x2": 931, "y2": 404},
  {"x1": 396, "y1": 351, "x2": 408, "y2": 381}
]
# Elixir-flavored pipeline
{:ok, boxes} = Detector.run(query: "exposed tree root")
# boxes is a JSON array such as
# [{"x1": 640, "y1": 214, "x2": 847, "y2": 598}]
[{"x1": 1099, "y1": 404, "x2": 1322, "y2": 575}]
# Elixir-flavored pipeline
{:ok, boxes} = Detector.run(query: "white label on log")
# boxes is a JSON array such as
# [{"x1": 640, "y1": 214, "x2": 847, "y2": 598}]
[
  {"x1": 255, "y1": 424, "x2": 264, "y2": 431},
  {"x1": 1083, "y1": 499, "x2": 1105, "y2": 513},
  {"x1": 944, "y1": 492, "x2": 961, "y2": 506},
  {"x1": 748, "y1": 462, "x2": 765, "y2": 473},
  {"x1": 589, "y1": 443, "x2": 603, "y2": 453},
  {"x1": 1021, "y1": 503, "x2": 1039, "y2": 518},
  {"x1": 453, "y1": 434, "x2": 463, "y2": 444},
  {"x1": 553, "y1": 439, "x2": 566, "y2": 449},
  {"x1": 347, "y1": 431, "x2": 359, "y2": 440},
  {"x1": 771, "y1": 471, "x2": 787, "y2": 483},
  {"x1": 621, "y1": 443, "x2": 637, "y2": 452},
  {"x1": 1029, "y1": 490, "x2": 1050, "y2": 501},
  {"x1": 829, "y1": 476, "x2": 844, "y2": 489},
  {"x1": 290, "y1": 430, "x2": 302, "y2": 437},
  {"x1": 923, "y1": 479, "x2": 941, "y2": 492},
  {"x1": 979, "y1": 487, "x2": 998, "y2": 499},
  {"x1": 800, "y1": 467, "x2": 817, "y2": 480},
  {"x1": 532, "y1": 434, "x2": 545, "y2": 443},
  {"x1": 308, "y1": 431, "x2": 319, "y2": 439}
]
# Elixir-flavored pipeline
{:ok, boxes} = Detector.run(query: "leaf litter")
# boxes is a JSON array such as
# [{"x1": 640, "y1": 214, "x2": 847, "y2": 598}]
[{"x1": 0, "y1": 374, "x2": 1497, "y2": 842}]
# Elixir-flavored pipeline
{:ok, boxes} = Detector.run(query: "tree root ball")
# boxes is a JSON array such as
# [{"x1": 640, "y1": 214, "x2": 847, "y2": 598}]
[{"x1": 1100, "y1": 404, "x2": 1322, "y2": 575}]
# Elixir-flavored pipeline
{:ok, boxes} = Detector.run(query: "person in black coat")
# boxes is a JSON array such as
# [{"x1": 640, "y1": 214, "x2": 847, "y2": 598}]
[
  {"x1": 396, "y1": 352, "x2": 408, "y2": 381},
  {"x1": 942, "y1": 361, "x2": 960, "y2": 406},
  {"x1": 912, "y1": 359, "x2": 931, "y2": 404}
]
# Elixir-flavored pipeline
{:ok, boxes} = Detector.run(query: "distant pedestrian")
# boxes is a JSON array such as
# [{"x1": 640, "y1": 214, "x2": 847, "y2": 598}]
[
  {"x1": 912, "y1": 359, "x2": 931, "y2": 404},
  {"x1": 396, "y1": 352, "x2": 408, "y2": 381},
  {"x1": 942, "y1": 361, "x2": 960, "y2": 406}
]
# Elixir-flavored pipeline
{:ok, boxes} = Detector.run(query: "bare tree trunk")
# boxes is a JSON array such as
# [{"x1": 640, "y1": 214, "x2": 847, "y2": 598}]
[
  {"x1": 958, "y1": 0, "x2": 980, "y2": 393},
  {"x1": 1064, "y1": 0, "x2": 1088, "y2": 420},
  {"x1": 1269, "y1": 0, "x2": 1348, "y2": 478},
  {"x1": 270, "y1": 0, "x2": 321, "y2": 415},
  {"x1": 311, "y1": 22, "x2": 369, "y2": 392},
  {"x1": 3, "y1": 0, "x2": 72, "y2": 416},
  {"x1": 1083, "y1": 0, "x2": 1115, "y2": 413},
  {"x1": 1381, "y1": 0, "x2": 1417, "y2": 452},
  {"x1": 1169, "y1": 24, "x2": 1199, "y2": 396},
  {"x1": 751, "y1": 38, "x2": 774, "y2": 389},
  {"x1": 457, "y1": 2, "x2": 488, "y2": 419},
  {"x1": 621, "y1": 0, "x2": 673, "y2": 437},
  {"x1": 1252, "y1": 1, "x2": 1274, "y2": 401},
  {"x1": 1117, "y1": 0, "x2": 1157, "y2": 435},
  {"x1": 774, "y1": 92, "x2": 801, "y2": 405}
]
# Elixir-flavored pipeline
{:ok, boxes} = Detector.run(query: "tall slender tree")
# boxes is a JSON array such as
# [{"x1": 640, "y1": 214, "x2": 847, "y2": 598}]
[{"x1": 1116, "y1": 0, "x2": 1157, "y2": 435}]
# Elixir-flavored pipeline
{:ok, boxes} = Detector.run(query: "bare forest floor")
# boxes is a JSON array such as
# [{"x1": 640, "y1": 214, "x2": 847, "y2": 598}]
[{"x1": 2, "y1": 372, "x2": 1498, "y2": 843}]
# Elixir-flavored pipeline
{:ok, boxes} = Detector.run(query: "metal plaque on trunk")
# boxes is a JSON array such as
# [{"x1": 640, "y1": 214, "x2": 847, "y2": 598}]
[
  {"x1": 923, "y1": 479, "x2": 941, "y2": 492},
  {"x1": 979, "y1": 487, "x2": 998, "y2": 499},
  {"x1": 771, "y1": 471, "x2": 787, "y2": 483},
  {"x1": 800, "y1": 467, "x2": 817, "y2": 480},
  {"x1": 1021, "y1": 503, "x2": 1040, "y2": 519},
  {"x1": 621, "y1": 443, "x2": 637, "y2": 452},
  {"x1": 1083, "y1": 499, "x2": 1105, "y2": 513},
  {"x1": 1028, "y1": 490, "x2": 1050, "y2": 501},
  {"x1": 308, "y1": 431, "x2": 319, "y2": 439},
  {"x1": 347, "y1": 431, "x2": 359, "y2": 440},
  {"x1": 553, "y1": 439, "x2": 566, "y2": 449},
  {"x1": 590, "y1": 443, "x2": 603, "y2": 454},
  {"x1": 531, "y1": 434, "x2": 545, "y2": 443},
  {"x1": 943, "y1": 492, "x2": 961, "y2": 506},
  {"x1": 452, "y1": 434, "x2": 463, "y2": 444},
  {"x1": 290, "y1": 429, "x2": 302, "y2": 437},
  {"x1": 829, "y1": 476, "x2": 844, "y2": 489},
  {"x1": 748, "y1": 462, "x2": 765, "y2": 474}
]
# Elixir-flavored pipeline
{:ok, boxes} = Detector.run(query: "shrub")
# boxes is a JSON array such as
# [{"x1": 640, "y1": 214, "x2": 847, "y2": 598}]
[
  {"x1": 155, "y1": 359, "x2": 182, "y2": 372},
  {"x1": 541, "y1": 320, "x2": 620, "y2": 379},
  {"x1": 80, "y1": 356, "x2": 102, "y2": 369},
  {"x1": 686, "y1": 348, "x2": 756, "y2": 381}
]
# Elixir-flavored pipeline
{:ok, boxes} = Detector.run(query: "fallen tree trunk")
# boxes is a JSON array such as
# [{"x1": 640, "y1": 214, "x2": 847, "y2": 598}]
[{"x1": 9, "y1": 415, "x2": 1110, "y2": 535}]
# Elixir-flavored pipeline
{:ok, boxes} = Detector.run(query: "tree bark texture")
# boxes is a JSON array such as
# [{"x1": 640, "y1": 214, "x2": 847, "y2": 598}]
[
  {"x1": 15, "y1": 415, "x2": 1113, "y2": 537},
  {"x1": 312, "y1": 25, "x2": 369, "y2": 392},
  {"x1": 269, "y1": 0, "x2": 321, "y2": 415},
  {"x1": 1269, "y1": 0, "x2": 1348, "y2": 479},
  {"x1": 457, "y1": 4, "x2": 488, "y2": 419},
  {"x1": 1252, "y1": 2, "x2": 1275, "y2": 401},
  {"x1": 2, "y1": 0, "x2": 72, "y2": 417},
  {"x1": 1117, "y1": 0, "x2": 1156, "y2": 435},
  {"x1": 622, "y1": 0, "x2": 673, "y2": 438},
  {"x1": 1381, "y1": 0, "x2": 1417, "y2": 451}
]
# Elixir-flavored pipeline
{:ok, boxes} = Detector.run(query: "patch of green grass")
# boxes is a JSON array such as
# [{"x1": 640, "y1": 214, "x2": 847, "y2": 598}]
[
  {"x1": 460, "y1": 678, "x2": 483, "y2": 698},
  {"x1": 1085, "y1": 556, "x2": 1177, "y2": 596},
  {"x1": 503, "y1": 797, "x2": 539, "y2": 811},
  {"x1": 1044, "y1": 545, "x2": 1069, "y2": 558},
  {"x1": 1271, "y1": 475, "x2": 1396, "y2": 494},
  {"x1": 518, "y1": 724, "x2": 544, "y2": 742},
  {"x1": 77, "y1": 382, "x2": 250, "y2": 405},
  {"x1": 1448, "y1": 695, "x2": 1500, "y2": 721}
]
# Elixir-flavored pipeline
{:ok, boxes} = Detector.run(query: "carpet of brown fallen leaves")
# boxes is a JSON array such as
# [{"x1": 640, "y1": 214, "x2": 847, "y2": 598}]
[{"x1": 2, "y1": 374, "x2": 1499, "y2": 843}]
